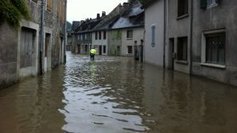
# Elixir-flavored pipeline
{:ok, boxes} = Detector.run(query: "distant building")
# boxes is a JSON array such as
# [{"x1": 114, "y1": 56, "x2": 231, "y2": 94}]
[
  {"x1": 91, "y1": 5, "x2": 126, "y2": 56},
  {"x1": 70, "y1": 0, "x2": 144, "y2": 57},
  {"x1": 66, "y1": 21, "x2": 72, "y2": 51},
  {"x1": 71, "y1": 18, "x2": 102, "y2": 54},
  {"x1": 110, "y1": 0, "x2": 144, "y2": 57}
]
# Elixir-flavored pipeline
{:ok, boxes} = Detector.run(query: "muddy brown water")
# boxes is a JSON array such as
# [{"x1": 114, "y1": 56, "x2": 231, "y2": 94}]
[{"x1": 1, "y1": 52, "x2": 237, "y2": 133}]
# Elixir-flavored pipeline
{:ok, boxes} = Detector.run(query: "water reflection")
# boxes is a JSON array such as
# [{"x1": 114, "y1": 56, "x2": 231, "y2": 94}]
[
  {"x1": 0, "y1": 52, "x2": 237, "y2": 133},
  {"x1": 62, "y1": 54, "x2": 148, "y2": 133},
  {"x1": 0, "y1": 67, "x2": 65, "y2": 133},
  {"x1": 143, "y1": 65, "x2": 237, "y2": 133}
]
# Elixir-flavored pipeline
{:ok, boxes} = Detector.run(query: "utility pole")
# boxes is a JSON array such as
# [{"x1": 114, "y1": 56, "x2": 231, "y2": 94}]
[{"x1": 39, "y1": 0, "x2": 45, "y2": 75}]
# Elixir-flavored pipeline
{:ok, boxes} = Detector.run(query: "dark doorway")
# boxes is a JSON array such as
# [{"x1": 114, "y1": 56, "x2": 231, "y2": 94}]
[
  {"x1": 117, "y1": 46, "x2": 121, "y2": 56},
  {"x1": 20, "y1": 27, "x2": 36, "y2": 68},
  {"x1": 99, "y1": 45, "x2": 102, "y2": 55},
  {"x1": 45, "y1": 33, "x2": 51, "y2": 57},
  {"x1": 168, "y1": 38, "x2": 175, "y2": 70}
]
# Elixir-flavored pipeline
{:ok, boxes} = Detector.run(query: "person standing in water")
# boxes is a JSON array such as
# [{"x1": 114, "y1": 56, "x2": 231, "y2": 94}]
[{"x1": 90, "y1": 48, "x2": 96, "y2": 60}]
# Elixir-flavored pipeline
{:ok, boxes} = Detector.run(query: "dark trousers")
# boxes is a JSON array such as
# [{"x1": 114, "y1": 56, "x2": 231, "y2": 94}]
[{"x1": 90, "y1": 53, "x2": 95, "y2": 60}]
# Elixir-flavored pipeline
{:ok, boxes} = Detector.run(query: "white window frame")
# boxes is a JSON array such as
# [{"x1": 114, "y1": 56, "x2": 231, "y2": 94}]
[{"x1": 201, "y1": 29, "x2": 226, "y2": 68}]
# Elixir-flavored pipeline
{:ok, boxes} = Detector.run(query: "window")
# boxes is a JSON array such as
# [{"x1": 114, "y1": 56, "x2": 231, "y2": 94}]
[
  {"x1": 127, "y1": 46, "x2": 133, "y2": 54},
  {"x1": 77, "y1": 35, "x2": 80, "y2": 40},
  {"x1": 95, "y1": 32, "x2": 98, "y2": 40},
  {"x1": 99, "y1": 31, "x2": 102, "y2": 40},
  {"x1": 151, "y1": 25, "x2": 156, "y2": 47},
  {"x1": 200, "y1": 0, "x2": 219, "y2": 9},
  {"x1": 103, "y1": 31, "x2": 106, "y2": 39},
  {"x1": 127, "y1": 30, "x2": 133, "y2": 39},
  {"x1": 177, "y1": 37, "x2": 188, "y2": 61},
  {"x1": 103, "y1": 46, "x2": 106, "y2": 53},
  {"x1": 85, "y1": 45, "x2": 88, "y2": 52},
  {"x1": 178, "y1": 0, "x2": 188, "y2": 17},
  {"x1": 205, "y1": 32, "x2": 225, "y2": 65},
  {"x1": 80, "y1": 35, "x2": 83, "y2": 40}
]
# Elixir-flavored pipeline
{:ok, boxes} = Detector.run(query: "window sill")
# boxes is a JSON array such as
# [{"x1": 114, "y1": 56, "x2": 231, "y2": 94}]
[
  {"x1": 200, "y1": 63, "x2": 226, "y2": 69},
  {"x1": 177, "y1": 14, "x2": 189, "y2": 20},
  {"x1": 176, "y1": 60, "x2": 188, "y2": 65},
  {"x1": 127, "y1": 38, "x2": 133, "y2": 40}
]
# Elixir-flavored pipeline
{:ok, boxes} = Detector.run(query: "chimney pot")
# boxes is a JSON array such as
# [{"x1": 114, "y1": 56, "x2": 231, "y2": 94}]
[
  {"x1": 102, "y1": 11, "x2": 106, "y2": 17},
  {"x1": 97, "y1": 13, "x2": 100, "y2": 19}
]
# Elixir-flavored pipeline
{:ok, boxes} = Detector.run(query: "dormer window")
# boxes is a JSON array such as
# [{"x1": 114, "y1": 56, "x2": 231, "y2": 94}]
[
  {"x1": 207, "y1": 0, "x2": 218, "y2": 8},
  {"x1": 201, "y1": 0, "x2": 219, "y2": 9}
]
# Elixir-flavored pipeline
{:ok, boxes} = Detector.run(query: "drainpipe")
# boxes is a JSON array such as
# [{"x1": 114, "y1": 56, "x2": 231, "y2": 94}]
[
  {"x1": 189, "y1": 0, "x2": 193, "y2": 74},
  {"x1": 163, "y1": 0, "x2": 167, "y2": 68},
  {"x1": 64, "y1": 0, "x2": 67, "y2": 64},
  {"x1": 39, "y1": 0, "x2": 45, "y2": 75}
]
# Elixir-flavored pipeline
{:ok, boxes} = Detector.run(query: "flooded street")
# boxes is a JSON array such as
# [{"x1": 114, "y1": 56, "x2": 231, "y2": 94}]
[{"x1": 1, "y1": 52, "x2": 237, "y2": 133}]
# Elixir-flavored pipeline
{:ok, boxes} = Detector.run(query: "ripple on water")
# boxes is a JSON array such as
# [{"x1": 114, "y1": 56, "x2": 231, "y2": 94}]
[{"x1": 60, "y1": 55, "x2": 149, "y2": 133}]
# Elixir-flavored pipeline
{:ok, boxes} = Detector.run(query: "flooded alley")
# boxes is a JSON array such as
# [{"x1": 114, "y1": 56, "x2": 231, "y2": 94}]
[{"x1": 1, "y1": 52, "x2": 237, "y2": 133}]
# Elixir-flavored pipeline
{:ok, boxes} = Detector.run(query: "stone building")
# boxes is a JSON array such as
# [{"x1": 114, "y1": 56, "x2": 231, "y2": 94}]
[
  {"x1": 143, "y1": 0, "x2": 237, "y2": 86},
  {"x1": 71, "y1": 17, "x2": 103, "y2": 54},
  {"x1": 166, "y1": 0, "x2": 191, "y2": 73},
  {"x1": 110, "y1": 0, "x2": 144, "y2": 57},
  {"x1": 191, "y1": 0, "x2": 237, "y2": 86},
  {"x1": 0, "y1": 0, "x2": 67, "y2": 89},
  {"x1": 70, "y1": 0, "x2": 144, "y2": 57},
  {"x1": 91, "y1": 5, "x2": 126, "y2": 56}
]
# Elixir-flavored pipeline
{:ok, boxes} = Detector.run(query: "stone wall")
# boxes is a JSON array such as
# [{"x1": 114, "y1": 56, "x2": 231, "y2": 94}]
[
  {"x1": 0, "y1": 23, "x2": 18, "y2": 89},
  {"x1": 192, "y1": 0, "x2": 237, "y2": 86}
]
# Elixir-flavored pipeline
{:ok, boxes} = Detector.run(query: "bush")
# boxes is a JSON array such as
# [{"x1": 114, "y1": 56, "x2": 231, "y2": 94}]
[{"x1": 0, "y1": 0, "x2": 30, "y2": 28}]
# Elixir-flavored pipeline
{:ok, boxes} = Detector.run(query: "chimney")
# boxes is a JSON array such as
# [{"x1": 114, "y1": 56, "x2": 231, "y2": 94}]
[
  {"x1": 123, "y1": 2, "x2": 129, "y2": 8},
  {"x1": 97, "y1": 13, "x2": 100, "y2": 19},
  {"x1": 102, "y1": 11, "x2": 106, "y2": 17}
]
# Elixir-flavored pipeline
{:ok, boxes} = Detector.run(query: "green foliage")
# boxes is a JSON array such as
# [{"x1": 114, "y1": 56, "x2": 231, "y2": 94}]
[
  {"x1": 139, "y1": 0, "x2": 144, "y2": 4},
  {"x1": 0, "y1": 0, "x2": 30, "y2": 28}
]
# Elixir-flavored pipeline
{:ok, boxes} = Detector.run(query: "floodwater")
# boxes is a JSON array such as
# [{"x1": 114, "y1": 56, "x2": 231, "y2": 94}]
[{"x1": 1, "y1": 52, "x2": 237, "y2": 133}]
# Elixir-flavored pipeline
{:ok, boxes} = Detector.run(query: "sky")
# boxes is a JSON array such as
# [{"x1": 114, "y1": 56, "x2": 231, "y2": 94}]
[{"x1": 67, "y1": 0, "x2": 128, "y2": 23}]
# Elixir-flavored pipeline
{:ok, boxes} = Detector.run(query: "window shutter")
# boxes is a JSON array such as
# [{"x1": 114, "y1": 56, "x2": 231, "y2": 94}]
[{"x1": 200, "y1": 0, "x2": 207, "y2": 9}]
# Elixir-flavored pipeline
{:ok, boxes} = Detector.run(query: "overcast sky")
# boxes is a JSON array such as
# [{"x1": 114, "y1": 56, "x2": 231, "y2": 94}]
[{"x1": 67, "y1": 0, "x2": 128, "y2": 23}]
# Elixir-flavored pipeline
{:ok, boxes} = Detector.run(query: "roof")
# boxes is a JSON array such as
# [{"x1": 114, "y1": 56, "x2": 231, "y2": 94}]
[
  {"x1": 142, "y1": 0, "x2": 158, "y2": 8},
  {"x1": 92, "y1": 3, "x2": 129, "y2": 31},
  {"x1": 71, "y1": 0, "x2": 144, "y2": 33},
  {"x1": 74, "y1": 18, "x2": 102, "y2": 33},
  {"x1": 71, "y1": 21, "x2": 81, "y2": 31},
  {"x1": 111, "y1": 0, "x2": 144, "y2": 30},
  {"x1": 128, "y1": 4, "x2": 144, "y2": 17}
]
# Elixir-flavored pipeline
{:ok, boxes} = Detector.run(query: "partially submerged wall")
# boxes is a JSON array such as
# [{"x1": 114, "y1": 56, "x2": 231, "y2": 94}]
[{"x1": 0, "y1": 23, "x2": 18, "y2": 89}]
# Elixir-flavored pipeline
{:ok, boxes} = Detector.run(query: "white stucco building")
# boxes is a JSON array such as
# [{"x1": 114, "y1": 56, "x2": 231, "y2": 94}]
[
  {"x1": 92, "y1": 30, "x2": 108, "y2": 55},
  {"x1": 144, "y1": 0, "x2": 165, "y2": 67}
]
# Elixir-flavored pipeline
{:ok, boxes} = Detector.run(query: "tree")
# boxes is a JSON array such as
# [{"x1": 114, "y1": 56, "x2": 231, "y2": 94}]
[
  {"x1": 0, "y1": 0, "x2": 30, "y2": 28},
  {"x1": 139, "y1": 0, "x2": 144, "y2": 4}
]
